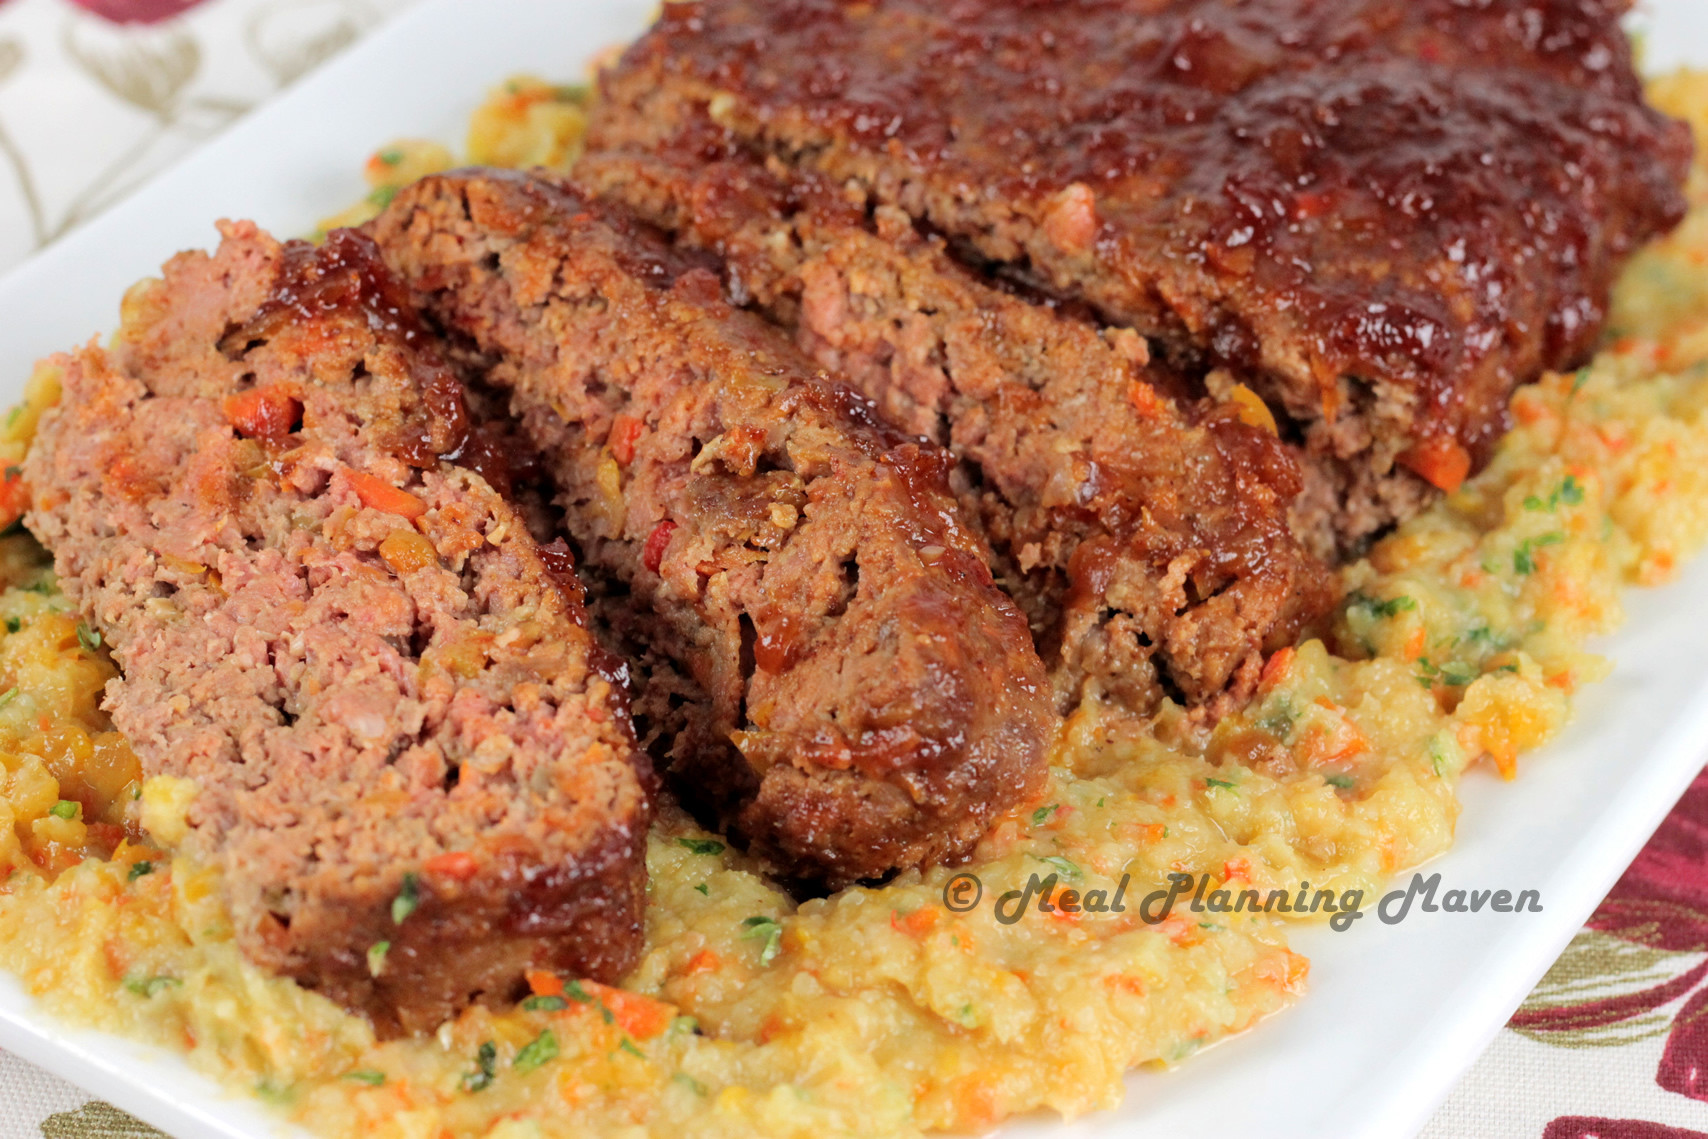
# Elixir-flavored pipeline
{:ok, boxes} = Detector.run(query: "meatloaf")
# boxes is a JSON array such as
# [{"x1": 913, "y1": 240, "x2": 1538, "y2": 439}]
[
  {"x1": 24, "y1": 224, "x2": 651, "y2": 1036},
  {"x1": 593, "y1": 0, "x2": 1694, "y2": 555},
  {"x1": 367, "y1": 170, "x2": 1053, "y2": 887},
  {"x1": 580, "y1": 126, "x2": 1339, "y2": 714}
]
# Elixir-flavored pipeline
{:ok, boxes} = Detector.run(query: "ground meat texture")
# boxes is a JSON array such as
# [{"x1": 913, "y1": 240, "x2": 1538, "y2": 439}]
[
  {"x1": 23, "y1": 224, "x2": 652, "y2": 1037},
  {"x1": 593, "y1": 0, "x2": 1693, "y2": 556},
  {"x1": 579, "y1": 129, "x2": 1339, "y2": 715},
  {"x1": 367, "y1": 170, "x2": 1053, "y2": 888}
]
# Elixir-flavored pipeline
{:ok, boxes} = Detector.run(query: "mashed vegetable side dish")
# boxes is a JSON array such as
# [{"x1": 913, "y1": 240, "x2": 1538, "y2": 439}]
[{"x1": 0, "y1": 71, "x2": 1704, "y2": 1139}]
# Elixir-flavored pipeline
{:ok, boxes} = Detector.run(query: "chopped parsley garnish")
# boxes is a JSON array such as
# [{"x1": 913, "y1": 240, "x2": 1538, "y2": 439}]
[
  {"x1": 1031, "y1": 803, "x2": 1059, "y2": 826},
  {"x1": 672, "y1": 1015, "x2": 699, "y2": 1035},
  {"x1": 1256, "y1": 698, "x2": 1296, "y2": 739},
  {"x1": 377, "y1": 147, "x2": 404, "y2": 166},
  {"x1": 673, "y1": 1071, "x2": 708, "y2": 1095},
  {"x1": 1514, "y1": 532, "x2": 1565, "y2": 575},
  {"x1": 1205, "y1": 777, "x2": 1237, "y2": 791},
  {"x1": 367, "y1": 185, "x2": 400, "y2": 209},
  {"x1": 677, "y1": 837, "x2": 725, "y2": 856},
  {"x1": 124, "y1": 975, "x2": 180, "y2": 998},
  {"x1": 343, "y1": 1070, "x2": 386, "y2": 1086},
  {"x1": 564, "y1": 979, "x2": 614, "y2": 1023},
  {"x1": 521, "y1": 994, "x2": 567, "y2": 1012},
  {"x1": 127, "y1": 860, "x2": 154, "y2": 882},
  {"x1": 618, "y1": 1037, "x2": 646, "y2": 1059},
  {"x1": 1324, "y1": 774, "x2": 1356, "y2": 790},
  {"x1": 366, "y1": 941, "x2": 389, "y2": 978},
  {"x1": 1525, "y1": 476, "x2": 1585, "y2": 513},
  {"x1": 693, "y1": 883, "x2": 709, "y2": 896},
  {"x1": 741, "y1": 916, "x2": 783, "y2": 966},
  {"x1": 513, "y1": 1030, "x2": 559, "y2": 1073},
  {"x1": 1416, "y1": 658, "x2": 1479, "y2": 689},
  {"x1": 1428, "y1": 736, "x2": 1451, "y2": 778},
  {"x1": 391, "y1": 872, "x2": 420, "y2": 924},
  {"x1": 48, "y1": 800, "x2": 76, "y2": 820},
  {"x1": 1035, "y1": 855, "x2": 1081, "y2": 881},
  {"x1": 1371, "y1": 595, "x2": 1416, "y2": 618},
  {"x1": 75, "y1": 623, "x2": 101, "y2": 653},
  {"x1": 4, "y1": 617, "x2": 19, "y2": 634},
  {"x1": 460, "y1": 1041, "x2": 497, "y2": 1092},
  {"x1": 1572, "y1": 368, "x2": 1592, "y2": 394}
]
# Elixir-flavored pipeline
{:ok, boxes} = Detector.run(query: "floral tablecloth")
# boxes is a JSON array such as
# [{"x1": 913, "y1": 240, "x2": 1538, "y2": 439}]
[{"x1": 0, "y1": 1, "x2": 1706, "y2": 1136}]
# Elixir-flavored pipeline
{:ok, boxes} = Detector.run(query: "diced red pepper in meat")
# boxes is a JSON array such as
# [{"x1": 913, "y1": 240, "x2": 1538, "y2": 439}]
[
  {"x1": 643, "y1": 520, "x2": 677, "y2": 573},
  {"x1": 608, "y1": 414, "x2": 646, "y2": 466}
]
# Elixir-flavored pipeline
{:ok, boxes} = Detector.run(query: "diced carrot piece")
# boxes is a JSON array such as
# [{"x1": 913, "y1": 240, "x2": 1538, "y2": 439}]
[
  {"x1": 1512, "y1": 395, "x2": 1551, "y2": 426},
  {"x1": 682, "y1": 949, "x2": 721, "y2": 976},
  {"x1": 1397, "y1": 436, "x2": 1472, "y2": 493},
  {"x1": 223, "y1": 387, "x2": 302, "y2": 442},
  {"x1": 891, "y1": 906, "x2": 939, "y2": 936},
  {"x1": 608, "y1": 414, "x2": 646, "y2": 466},
  {"x1": 422, "y1": 850, "x2": 479, "y2": 881},
  {"x1": 525, "y1": 970, "x2": 565, "y2": 998},
  {"x1": 0, "y1": 465, "x2": 28, "y2": 530},
  {"x1": 1259, "y1": 646, "x2": 1294, "y2": 693},
  {"x1": 1106, "y1": 973, "x2": 1148, "y2": 997},
  {"x1": 1127, "y1": 380, "x2": 1161, "y2": 418},
  {"x1": 347, "y1": 471, "x2": 426, "y2": 520},
  {"x1": 581, "y1": 980, "x2": 675, "y2": 1040}
]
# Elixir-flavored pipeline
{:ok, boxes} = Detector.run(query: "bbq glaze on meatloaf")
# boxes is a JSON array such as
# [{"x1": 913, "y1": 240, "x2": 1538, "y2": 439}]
[
  {"x1": 580, "y1": 126, "x2": 1338, "y2": 715},
  {"x1": 596, "y1": 0, "x2": 1694, "y2": 556},
  {"x1": 368, "y1": 170, "x2": 1053, "y2": 887},
  {"x1": 24, "y1": 224, "x2": 652, "y2": 1037}
]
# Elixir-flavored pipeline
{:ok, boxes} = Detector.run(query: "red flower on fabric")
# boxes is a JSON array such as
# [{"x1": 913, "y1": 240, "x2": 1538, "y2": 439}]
[
  {"x1": 1544, "y1": 1120, "x2": 1708, "y2": 1139},
  {"x1": 65, "y1": 0, "x2": 208, "y2": 25}
]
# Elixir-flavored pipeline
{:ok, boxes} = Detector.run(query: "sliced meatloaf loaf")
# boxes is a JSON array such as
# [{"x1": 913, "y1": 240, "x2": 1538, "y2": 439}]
[
  {"x1": 592, "y1": 0, "x2": 1693, "y2": 555},
  {"x1": 24, "y1": 224, "x2": 652, "y2": 1036},
  {"x1": 368, "y1": 170, "x2": 1053, "y2": 888},
  {"x1": 580, "y1": 127, "x2": 1339, "y2": 715}
]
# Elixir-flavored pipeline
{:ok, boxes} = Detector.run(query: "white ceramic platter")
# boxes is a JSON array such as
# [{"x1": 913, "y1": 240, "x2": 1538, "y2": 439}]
[{"x1": 0, "y1": 1, "x2": 1704, "y2": 1135}]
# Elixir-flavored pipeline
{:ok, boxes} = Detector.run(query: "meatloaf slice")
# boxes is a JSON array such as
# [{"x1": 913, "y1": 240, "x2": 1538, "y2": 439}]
[
  {"x1": 593, "y1": 0, "x2": 1693, "y2": 556},
  {"x1": 580, "y1": 128, "x2": 1339, "y2": 715},
  {"x1": 24, "y1": 224, "x2": 652, "y2": 1037},
  {"x1": 368, "y1": 170, "x2": 1053, "y2": 888}
]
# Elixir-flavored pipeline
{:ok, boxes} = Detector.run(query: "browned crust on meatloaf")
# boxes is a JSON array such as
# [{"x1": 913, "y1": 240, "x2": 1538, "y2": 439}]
[
  {"x1": 24, "y1": 224, "x2": 652, "y2": 1037},
  {"x1": 578, "y1": 126, "x2": 1339, "y2": 715},
  {"x1": 596, "y1": 0, "x2": 1692, "y2": 556},
  {"x1": 367, "y1": 170, "x2": 1053, "y2": 887}
]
